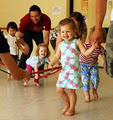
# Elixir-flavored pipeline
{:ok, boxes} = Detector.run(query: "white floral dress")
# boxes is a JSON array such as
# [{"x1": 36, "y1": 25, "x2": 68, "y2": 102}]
[{"x1": 56, "y1": 39, "x2": 82, "y2": 89}]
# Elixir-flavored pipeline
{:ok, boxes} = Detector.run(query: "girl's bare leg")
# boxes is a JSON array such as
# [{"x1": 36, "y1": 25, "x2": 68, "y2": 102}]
[
  {"x1": 93, "y1": 88, "x2": 98, "y2": 99},
  {"x1": 56, "y1": 87, "x2": 70, "y2": 115},
  {"x1": 84, "y1": 90, "x2": 90, "y2": 102},
  {"x1": 23, "y1": 71, "x2": 31, "y2": 87},
  {"x1": 65, "y1": 89, "x2": 76, "y2": 116},
  {"x1": 34, "y1": 81, "x2": 39, "y2": 87},
  {"x1": 23, "y1": 78, "x2": 28, "y2": 87},
  {"x1": 7, "y1": 74, "x2": 11, "y2": 80}
]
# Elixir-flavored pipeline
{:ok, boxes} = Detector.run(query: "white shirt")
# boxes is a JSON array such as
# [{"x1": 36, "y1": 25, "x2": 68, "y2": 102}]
[{"x1": 5, "y1": 34, "x2": 18, "y2": 55}]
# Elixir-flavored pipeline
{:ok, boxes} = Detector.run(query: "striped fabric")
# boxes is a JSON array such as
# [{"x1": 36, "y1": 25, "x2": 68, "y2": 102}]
[{"x1": 79, "y1": 41, "x2": 105, "y2": 65}]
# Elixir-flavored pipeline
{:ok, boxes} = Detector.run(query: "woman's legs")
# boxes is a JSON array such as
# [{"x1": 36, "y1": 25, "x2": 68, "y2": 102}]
[{"x1": 56, "y1": 87, "x2": 70, "y2": 115}]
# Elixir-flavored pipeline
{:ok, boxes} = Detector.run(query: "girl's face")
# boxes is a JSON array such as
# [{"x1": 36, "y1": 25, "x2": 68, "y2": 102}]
[
  {"x1": 39, "y1": 47, "x2": 47, "y2": 58},
  {"x1": 8, "y1": 28, "x2": 16, "y2": 36},
  {"x1": 60, "y1": 24, "x2": 76, "y2": 42}
]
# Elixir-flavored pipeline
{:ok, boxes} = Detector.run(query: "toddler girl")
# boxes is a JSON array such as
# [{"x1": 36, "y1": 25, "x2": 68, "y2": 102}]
[
  {"x1": 49, "y1": 18, "x2": 97, "y2": 116},
  {"x1": 80, "y1": 26, "x2": 106, "y2": 102},
  {"x1": 24, "y1": 43, "x2": 50, "y2": 87}
]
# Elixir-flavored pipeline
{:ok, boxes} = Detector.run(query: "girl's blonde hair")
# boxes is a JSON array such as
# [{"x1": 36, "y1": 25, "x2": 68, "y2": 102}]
[
  {"x1": 35, "y1": 43, "x2": 50, "y2": 57},
  {"x1": 89, "y1": 26, "x2": 106, "y2": 43},
  {"x1": 58, "y1": 18, "x2": 76, "y2": 31}
]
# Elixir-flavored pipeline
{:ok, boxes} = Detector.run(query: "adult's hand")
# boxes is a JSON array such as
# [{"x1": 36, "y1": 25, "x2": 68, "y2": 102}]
[
  {"x1": 90, "y1": 29, "x2": 103, "y2": 45},
  {"x1": 0, "y1": 53, "x2": 30, "y2": 81},
  {"x1": 23, "y1": 43, "x2": 30, "y2": 55},
  {"x1": 16, "y1": 39, "x2": 30, "y2": 55}
]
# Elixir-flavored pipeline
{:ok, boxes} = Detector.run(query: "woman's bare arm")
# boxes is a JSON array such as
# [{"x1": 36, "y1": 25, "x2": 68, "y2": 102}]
[{"x1": 0, "y1": 53, "x2": 30, "y2": 80}]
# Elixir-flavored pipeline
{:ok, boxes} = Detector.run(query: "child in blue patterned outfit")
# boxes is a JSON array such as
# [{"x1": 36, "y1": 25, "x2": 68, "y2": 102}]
[
  {"x1": 79, "y1": 26, "x2": 106, "y2": 102},
  {"x1": 49, "y1": 18, "x2": 97, "y2": 116},
  {"x1": 23, "y1": 43, "x2": 50, "y2": 87}
]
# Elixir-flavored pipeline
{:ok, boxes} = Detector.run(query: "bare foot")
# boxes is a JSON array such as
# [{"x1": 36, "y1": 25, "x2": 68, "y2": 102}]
[
  {"x1": 7, "y1": 75, "x2": 11, "y2": 80},
  {"x1": 11, "y1": 75, "x2": 13, "y2": 79},
  {"x1": 23, "y1": 79, "x2": 28, "y2": 87},
  {"x1": 61, "y1": 105, "x2": 70, "y2": 115},
  {"x1": 64, "y1": 109, "x2": 75, "y2": 116},
  {"x1": 34, "y1": 82, "x2": 40, "y2": 87},
  {"x1": 93, "y1": 89, "x2": 98, "y2": 99},
  {"x1": 85, "y1": 95, "x2": 90, "y2": 102}
]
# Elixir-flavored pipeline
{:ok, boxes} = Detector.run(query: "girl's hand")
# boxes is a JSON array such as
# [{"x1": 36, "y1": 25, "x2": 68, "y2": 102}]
[
  {"x1": 48, "y1": 64, "x2": 53, "y2": 69},
  {"x1": 54, "y1": 61, "x2": 61, "y2": 67},
  {"x1": 92, "y1": 41, "x2": 99, "y2": 49}
]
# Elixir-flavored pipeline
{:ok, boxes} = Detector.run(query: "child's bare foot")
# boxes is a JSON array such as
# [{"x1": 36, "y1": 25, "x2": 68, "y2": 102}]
[
  {"x1": 93, "y1": 89, "x2": 98, "y2": 99},
  {"x1": 34, "y1": 82, "x2": 40, "y2": 87},
  {"x1": 23, "y1": 79, "x2": 28, "y2": 87},
  {"x1": 11, "y1": 75, "x2": 13, "y2": 79},
  {"x1": 85, "y1": 95, "x2": 90, "y2": 102},
  {"x1": 64, "y1": 109, "x2": 75, "y2": 116},
  {"x1": 7, "y1": 75, "x2": 11, "y2": 80},
  {"x1": 84, "y1": 91, "x2": 90, "y2": 102},
  {"x1": 61, "y1": 105, "x2": 70, "y2": 115}
]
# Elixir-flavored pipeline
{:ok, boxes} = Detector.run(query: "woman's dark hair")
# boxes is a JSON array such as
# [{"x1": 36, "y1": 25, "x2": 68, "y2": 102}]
[
  {"x1": 29, "y1": 5, "x2": 41, "y2": 14},
  {"x1": 7, "y1": 22, "x2": 18, "y2": 32},
  {"x1": 70, "y1": 12, "x2": 86, "y2": 37}
]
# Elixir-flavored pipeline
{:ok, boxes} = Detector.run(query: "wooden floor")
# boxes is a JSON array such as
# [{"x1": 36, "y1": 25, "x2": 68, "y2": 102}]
[{"x1": 0, "y1": 67, "x2": 113, "y2": 120}]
